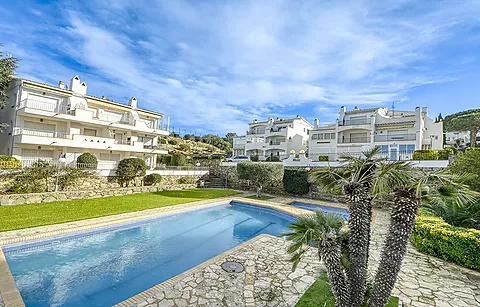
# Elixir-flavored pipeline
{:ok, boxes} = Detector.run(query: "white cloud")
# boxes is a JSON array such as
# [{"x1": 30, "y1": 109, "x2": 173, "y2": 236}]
[{"x1": 1, "y1": 0, "x2": 480, "y2": 134}]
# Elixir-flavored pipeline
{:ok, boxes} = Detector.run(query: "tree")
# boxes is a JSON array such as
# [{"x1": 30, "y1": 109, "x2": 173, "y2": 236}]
[
  {"x1": 448, "y1": 149, "x2": 480, "y2": 191},
  {"x1": 76, "y1": 153, "x2": 98, "y2": 169},
  {"x1": 445, "y1": 110, "x2": 480, "y2": 148},
  {"x1": 236, "y1": 162, "x2": 283, "y2": 197},
  {"x1": 0, "y1": 44, "x2": 19, "y2": 131},
  {"x1": 116, "y1": 158, "x2": 147, "y2": 187},
  {"x1": 283, "y1": 211, "x2": 350, "y2": 307},
  {"x1": 289, "y1": 147, "x2": 477, "y2": 307}
]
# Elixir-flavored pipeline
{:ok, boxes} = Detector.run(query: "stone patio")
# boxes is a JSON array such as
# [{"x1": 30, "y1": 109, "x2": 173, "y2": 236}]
[{"x1": 118, "y1": 235, "x2": 323, "y2": 307}]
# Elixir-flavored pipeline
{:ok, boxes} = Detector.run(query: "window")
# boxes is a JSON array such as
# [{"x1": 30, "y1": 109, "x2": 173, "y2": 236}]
[
  {"x1": 381, "y1": 145, "x2": 389, "y2": 154},
  {"x1": 84, "y1": 128, "x2": 97, "y2": 136},
  {"x1": 407, "y1": 144, "x2": 415, "y2": 153}
]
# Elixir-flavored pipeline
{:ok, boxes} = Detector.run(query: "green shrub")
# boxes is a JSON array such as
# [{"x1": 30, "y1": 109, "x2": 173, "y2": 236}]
[
  {"x1": 437, "y1": 147, "x2": 454, "y2": 160},
  {"x1": 179, "y1": 143, "x2": 191, "y2": 151},
  {"x1": 250, "y1": 155, "x2": 259, "y2": 162},
  {"x1": 171, "y1": 153, "x2": 186, "y2": 166},
  {"x1": 412, "y1": 150, "x2": 439, "y2": 160},
  {"x1": 8, "y1": 160, "x2": 56, "y2": 193},
  {"x1": 266, "y1": 156, "x2": 280, "y2": 162},
  {"x1": 76, "y1": 153, "x2": 98, "y2": 169},
  {"x1": 160, "y1": 155, "x2": 172, "y2": 166},
  {"x1": 58, "y1": 167, "x2": 93, "y2": 191},
  {"x1": 0, "y1": 155, "x2": 21, "y2": 169},
  {"x1": 283, "y1": 168, "x2": 310, "y2": 195},
  {"x1": 318, "y1": 156, "x2": 328, "y2": 161},
  {"x1": 448, "y1": 149, "x2": 480, "y2": 191},
  {"x1": 116, "y1": 158, "x2": 147, "y2": 187},
  {"x1": 144, "y1": 173, "x2": 163, "y2": 186},
  {"x1": 411, "y1": 213, "x2": 480, "y2": 270},
  {"x1": 168, "y1": 139, "x2": 178, "y2": 145},
  {"x1": 178, "y1": 176, "x2": 197, "y2": 184},
  {"x1": 423, "y1": 199, "x2": 480, "y2": 229},
  {"x1": 237, "y1": 162, "x2": 284, "y2": 196}
]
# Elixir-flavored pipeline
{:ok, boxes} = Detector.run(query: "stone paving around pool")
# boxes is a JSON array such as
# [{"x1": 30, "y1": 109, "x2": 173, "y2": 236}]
[{"x1": 119, "y1": 235, "x2": 323, "y2": 307}]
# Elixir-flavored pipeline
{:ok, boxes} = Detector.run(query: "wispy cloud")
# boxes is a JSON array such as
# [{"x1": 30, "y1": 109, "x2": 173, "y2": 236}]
[{"x1": 1, "y1": 0, "x2": 480, "y2": 134}]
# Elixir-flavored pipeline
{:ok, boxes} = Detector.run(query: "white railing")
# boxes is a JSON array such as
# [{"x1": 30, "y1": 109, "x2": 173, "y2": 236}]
[
  {"x1": 18, "y1": 99, "x2": 70, "y2": 114},
  {"x1": 13, "y1": 127, "x2": 70, "y2": 139}
]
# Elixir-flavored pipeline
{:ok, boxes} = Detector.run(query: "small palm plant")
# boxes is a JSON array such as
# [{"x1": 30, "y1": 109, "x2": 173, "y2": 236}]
[{"x1": 283, "y1": 211, "x2": 351, "y2": 307}]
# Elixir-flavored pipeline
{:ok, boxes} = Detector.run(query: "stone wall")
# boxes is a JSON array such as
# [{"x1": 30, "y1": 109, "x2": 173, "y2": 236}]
[{"x1": 0, "y1": 184, "x2": 197, "y2": 206}]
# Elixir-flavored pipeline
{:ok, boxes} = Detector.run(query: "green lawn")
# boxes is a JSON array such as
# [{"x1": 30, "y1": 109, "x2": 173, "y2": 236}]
[
  {"x1": 296, "y1": 271, "x2": 399, "y2": 307},
  {"x1": 245, "y1": 195, "x2": 275, "y2": 200},
  {"x1": 0, "y1": 189, "x2": 240, "y2": 232}
]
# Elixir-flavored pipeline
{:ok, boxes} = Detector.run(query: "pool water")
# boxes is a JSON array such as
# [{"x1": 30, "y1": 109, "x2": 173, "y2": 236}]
[
  {"x1": 3, "y1": 202, "x2": 295, "y2": 307},
  {"x1": 289, "y1": 201, "x2": 349, "y2": 220}
]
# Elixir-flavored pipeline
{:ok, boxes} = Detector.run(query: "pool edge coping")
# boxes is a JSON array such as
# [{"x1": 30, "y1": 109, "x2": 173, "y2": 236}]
[{"x1": 0, "y1": 196, "x2": 333, "y2": 307}]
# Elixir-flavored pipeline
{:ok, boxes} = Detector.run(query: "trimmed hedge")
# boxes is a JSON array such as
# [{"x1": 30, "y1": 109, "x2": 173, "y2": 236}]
[
  {"x1": 0, "y1": 155, "x2": 22, "y2": 169},
  {"x1": 411, "y1": 214, "x2": 480, "y2": 270},
  {"x1": 76, "y1": 153, "x2": 98, "y2": 169},
  {"x1": 265, "y1": 156, "x2": 280, "y2": 162},
  {"x1": 144, "y1": 173, "x2": 163, "y2": 186},
  {"x1": 437, "y1": 147, "x2": 454, "y2": 160},
  {"x1": 412, "y1": 150, "x2": 439, "y2": 160},
  {"x1": 318, "y1": 155, "x2": 328, "y2": 161},
  {"x1": 171, "y1": 153, "x2": 186, "y2": 166},
  {"x1": 283, "y1": 168, "x2": 310, "y2": 195},
  {"x1": 250, "y1": 155, "x2": 259, "y2": 162}
]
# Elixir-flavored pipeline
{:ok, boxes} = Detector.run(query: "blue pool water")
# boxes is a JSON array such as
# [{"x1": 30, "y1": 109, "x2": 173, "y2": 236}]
[
  {"x1": 290, "y1": 201, "x2": 349, "y2": 220},
  {"x1": 3, "y1": 202, "x2": 295, "y2": 307}
]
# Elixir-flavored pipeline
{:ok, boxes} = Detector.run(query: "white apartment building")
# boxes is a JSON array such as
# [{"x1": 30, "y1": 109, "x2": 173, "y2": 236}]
[
  {"x1": 0, "y1": 75, "x2": 169, "y2": 169},
  {"x1": 308, "y1": 106, "x2": 443, "y2": 161},
  {"x1": 233, "y1": 116, "x2": 312, "y2": 159},
  {"x1": 445, "y1": 131, "x2": 480, "y2": 146}
]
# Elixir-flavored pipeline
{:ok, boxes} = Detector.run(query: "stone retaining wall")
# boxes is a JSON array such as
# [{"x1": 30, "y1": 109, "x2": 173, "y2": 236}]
[{"x1": 0, "y1": 184, "x2": 197, "y2": 206}]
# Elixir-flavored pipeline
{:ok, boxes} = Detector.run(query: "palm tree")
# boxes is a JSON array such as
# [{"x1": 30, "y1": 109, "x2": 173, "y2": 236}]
[
  {"x1": 368, "y1": 170, "x2": 478, "y2": 307},
  {"x1": 283, "y1": 211, "x2": 351, "y2": 307},
  {"x1": 310, "y1": 147, "x2": 389, "y2": 307}
]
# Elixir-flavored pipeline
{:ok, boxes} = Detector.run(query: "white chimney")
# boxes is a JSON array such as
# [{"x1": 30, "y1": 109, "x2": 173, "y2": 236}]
[
  {"x1": 314, "y1": 119, "x2": 318, "y2": 129},
  {"x1": 128, "y1": 97, "x2": 137, "y2": 109},
  {"x1": 58, "y1": 81, "x2": 66, "y2": 89}
]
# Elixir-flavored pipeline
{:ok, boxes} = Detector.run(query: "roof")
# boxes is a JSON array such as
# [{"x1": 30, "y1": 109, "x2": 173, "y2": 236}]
[
  {"x1": 17, "y1": 78, "x2": 163, "y2": 117},
  {"x1": 249, "y1": 117, "x2": 313, "y2": 128},
  {"x1": 345, "y1": 107, "x2": 380, "y2": 114}
]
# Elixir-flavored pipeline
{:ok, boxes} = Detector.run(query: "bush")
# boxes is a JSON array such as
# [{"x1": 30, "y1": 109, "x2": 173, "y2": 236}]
[
  {"x1": 423, "y1": 199, "x2": 480, "y2": 229},
  {"x1": 283, "y1": 168, "x2": 310, "y2": 195},
  {"x1": 116, "y1": 158, "x2": 147, "y2": 187},
  {"x1": 8, "y1": 160, "x2": 56, "y2": 193},
  {"x1": 0, "y1": 155, "x2": 21, "y2": 169},
  {"x1": 160, "y1": 155, "x2": 172, "y2": 166},
  {"x1": 411, "y1": 213, "x2": 480, "y2": 270},
  {"x1": 58, "y1": 167, "x2": 93, "y2": 191},
  {"x1": 76, "y1": 153, "x2": 98, "y2": 169},
  {"x1": 318, "y1": 156, "x2": 328, "y2": 161},
  {"x1": 412, "y1": 150, "x2": 439, "y2": 160},
  {"x1": 448, "y1": 149, "x2": 480, "y2": 191},
  {"x1": 179, "y1": 143, "x2": 191, "y2": 151},
  {"x1": 250, "y1": 155, "x2": 259, "y2": 162},
  {"x1": 144, "y1": 173, "x2": 163, "y2": 186},
  {"x1": 168, "y1": 139, "x2": 178, "y2": 145},
  {"x1": 171, "y1": 153, "x2": 186, "y2": 166},
  {"x1": 437, "y1": 147, "x2": 454, "y2": 160},
  {"x1": 178, "y1": 176, "x2": 197, "y2": 184},
  {"x1": 266, "y1": 156, "x2": 280, "y2": 162},
  {"x1": 237, "y1": 162, "x2": 284, "y2": 196}
]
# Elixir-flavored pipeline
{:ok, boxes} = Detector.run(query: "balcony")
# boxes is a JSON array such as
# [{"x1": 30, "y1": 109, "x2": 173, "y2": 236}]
[
  {"x1": 143, "y1": 144, "x2": 168, "y2": 150},
  {"x1": 247, "y1": 130, "x2": 266, "y2": 135},
  {"x1": 338, "y1": 137, "x2": 370, "y2": 144},
  {"x1": 13, "y1": 127, "x2": 70, "y2": 139},
  {"x1": 339, "y1": 118, "x2": 372, "y2": 126},
  {"x1": 17, "y1": 99, "x2": 70, "y2": 114},
  {"x1": 374, "y1": 134, "x2": 416, "y2": 142}
]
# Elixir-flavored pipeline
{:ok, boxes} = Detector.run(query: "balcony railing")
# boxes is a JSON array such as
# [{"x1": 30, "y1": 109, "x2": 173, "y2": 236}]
[
  {"x1": 338, "y1": 137, "x2": 370, "y2": 144},
  {"x1": 374, "y1": 134, "x2": 416, "y2": 142},
  {"x1": 339, "y1": 118, "x2": 372, "y2": 126},
  {"x1": 247, "y1": 130, "x2": 266, "y2": 135},
  {"x1": 13, "y1": 127, "x2": 70, "y2": 139},
  {"x1": 143, "y1": 144, "x2": 168, "y2": 150},
  {"x1": 114, "y1": 139, "x2": 132, "y2": 145},
  {"x1": 18, "y1": 99, "x2": 70, "y2": 114}
]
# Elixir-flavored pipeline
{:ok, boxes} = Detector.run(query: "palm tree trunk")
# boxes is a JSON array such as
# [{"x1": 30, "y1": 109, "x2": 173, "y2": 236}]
[
  {"x1": 368, "y1": 188, "x2": 419, "y2": 307},
  {"x1": 256, "y1": 184, "x2": 263, "y2": 197},
  {"x1": 344, "y1": 182, "x2": 372, "y2": 307},
  {"x1": 319, "y1": 238, "x2": 351, "y2": 307}
]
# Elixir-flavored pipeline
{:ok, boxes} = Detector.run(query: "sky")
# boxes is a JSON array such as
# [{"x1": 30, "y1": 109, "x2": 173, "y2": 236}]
[{"x1": 1, "y1": 0, "x2": 480, "y2": 136}]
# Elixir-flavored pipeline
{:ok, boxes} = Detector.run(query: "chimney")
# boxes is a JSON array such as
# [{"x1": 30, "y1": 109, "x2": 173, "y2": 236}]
[
  {"x1": 128, "y1": 97, "x2": 137, "y2": 109},
  {"x1": 314, "y1": 119, "x2": 318, "y2": 129},
  {"x1": 58, "y1": 81, "x2": 65, "y2": 89},
  {"x1": 354, "y1": 106, "x2": 359, "y2": 111},
  {"x1": 253, "y1": 119, "x2": 257, "y2": 123},
  {"x1": 296, "y1": 114, "x2": 300, "y2": 118},
  {"x1": 101, "y1": 95, "x2": 107, "y2": 99},
  {"x1": 69, "y1": 75, "x2": 86, "y2": 95},
  {"x1": 421, "y1": 107, "x2": 428, "y2": 117}
]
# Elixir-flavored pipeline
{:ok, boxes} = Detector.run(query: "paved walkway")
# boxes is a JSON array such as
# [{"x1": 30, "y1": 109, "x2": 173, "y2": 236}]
[{"x1": 370, "y1": 209, "x2": 480, "y2": 307}]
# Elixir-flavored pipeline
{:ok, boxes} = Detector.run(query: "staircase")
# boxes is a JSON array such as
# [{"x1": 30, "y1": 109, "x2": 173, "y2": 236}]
[{"x1": 203, "y1": 174, "x2": 227, "y2": 189}]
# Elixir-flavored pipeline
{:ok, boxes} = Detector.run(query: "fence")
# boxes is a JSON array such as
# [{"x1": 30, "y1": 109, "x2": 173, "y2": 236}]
[{"x1": 18, "y1": 99, "x2": 70, "y2": 114}]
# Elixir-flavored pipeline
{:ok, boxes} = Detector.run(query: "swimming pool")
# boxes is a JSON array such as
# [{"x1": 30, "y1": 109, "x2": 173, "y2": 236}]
[
  {"x1": 290, "y1": 201, "x2": 349, "y2": 220},
  {"x1": 3, "y1": 201, "x2": 295, "y2": 307}
]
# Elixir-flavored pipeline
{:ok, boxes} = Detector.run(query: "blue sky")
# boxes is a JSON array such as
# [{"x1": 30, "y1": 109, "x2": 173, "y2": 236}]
[{"x1": 1, "y1": 0, "x2": 480, "y2": 135}]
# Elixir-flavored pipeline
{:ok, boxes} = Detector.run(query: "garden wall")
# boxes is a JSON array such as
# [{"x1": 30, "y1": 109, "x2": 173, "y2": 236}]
[{"x1": 0, "y1": 184, "x2": 197, "y2": 206}]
